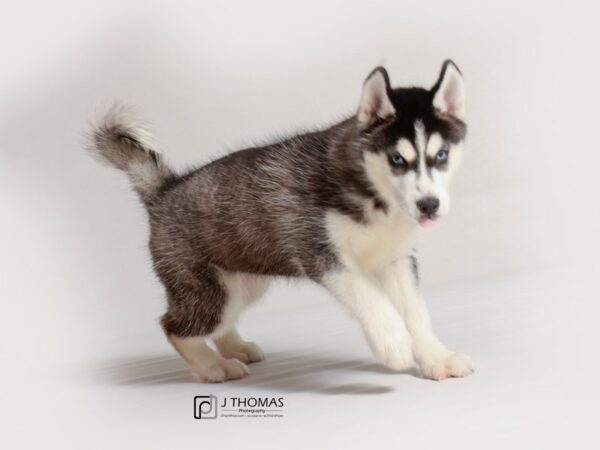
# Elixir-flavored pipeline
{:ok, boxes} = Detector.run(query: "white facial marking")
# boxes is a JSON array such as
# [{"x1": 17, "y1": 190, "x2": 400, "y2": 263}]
[
  {"x1": 362, "y1": 120, "x2": 463, "y2": 224},
  {"x1": 426, "y1": 133, "x2": 443, "y2": 158},
  {"x1": 363, "y1": 151, "x2": 401, "y2": 209},
  {"x1": 395, "y1": 138, "x2": 417, "y2": 163},
  {"x1": 414, "y1": 121, "x2": 427, "y2": 159},
  {"x1": 413, "y1": 120, "x2": 428, "y2": 183}
]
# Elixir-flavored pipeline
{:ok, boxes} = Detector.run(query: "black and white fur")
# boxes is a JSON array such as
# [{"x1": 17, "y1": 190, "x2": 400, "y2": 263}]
[{"x1": 88, "y1": 60, "x2": 472, "y2": 382}]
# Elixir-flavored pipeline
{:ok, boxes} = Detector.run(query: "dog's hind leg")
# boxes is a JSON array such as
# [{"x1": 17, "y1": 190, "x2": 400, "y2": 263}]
[
  {"x1": 167, "y1": 335, "x2": 249, "y2": 383},
  {"x1": 214, "y1": 329, "x2": 265, "y2": 364},
  {"x1": 213, "y1": 273, "x2": 269, "y2": 364},
  {"x1": 160, "y1": 265, "x2": 250, "y2": 383}
]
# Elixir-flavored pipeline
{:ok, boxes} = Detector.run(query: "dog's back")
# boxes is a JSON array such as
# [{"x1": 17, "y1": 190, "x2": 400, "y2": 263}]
[{"x1": 145, "y1": 122, "x2": 353, "y2": 281}]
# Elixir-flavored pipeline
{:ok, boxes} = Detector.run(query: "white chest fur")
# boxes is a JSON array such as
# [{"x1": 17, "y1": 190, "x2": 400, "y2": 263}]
[{"x1": 326, "y1": 209, "x2": 418, "y2": 273}]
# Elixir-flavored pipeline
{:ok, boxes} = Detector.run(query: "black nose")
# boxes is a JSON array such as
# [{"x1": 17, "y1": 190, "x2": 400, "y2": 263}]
[{"x1": 416, "y1": 197, "x2": 440, "y2": 216}]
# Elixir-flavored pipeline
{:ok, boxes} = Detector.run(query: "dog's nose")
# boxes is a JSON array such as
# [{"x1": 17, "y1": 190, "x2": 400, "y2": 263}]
[{"x1": 416, "y1": 197, "x2": 440, "y2": 216}]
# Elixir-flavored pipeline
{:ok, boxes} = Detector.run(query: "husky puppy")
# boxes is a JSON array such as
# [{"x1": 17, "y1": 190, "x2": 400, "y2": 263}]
[{"x1": 89, "y1": 60, "x2": 473, "y2": 382}]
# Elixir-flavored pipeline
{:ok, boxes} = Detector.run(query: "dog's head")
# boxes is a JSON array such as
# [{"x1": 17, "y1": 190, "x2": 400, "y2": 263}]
[{"x1": 355, "y1": 61, "x2": 466, "y2": 227}]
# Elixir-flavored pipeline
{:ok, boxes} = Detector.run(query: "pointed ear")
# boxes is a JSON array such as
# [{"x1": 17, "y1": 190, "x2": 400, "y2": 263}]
[
  {"x1": 357, "y1": 67, "x2": 396, "y2": 129},
  {"x1": 432, "y1": 60, "x2": 466, "y2": 121}
]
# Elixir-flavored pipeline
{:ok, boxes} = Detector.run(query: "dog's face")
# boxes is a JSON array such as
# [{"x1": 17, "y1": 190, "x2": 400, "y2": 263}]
[{"x1": 356, "y1": 61, "x2": 467, "y2": 227}]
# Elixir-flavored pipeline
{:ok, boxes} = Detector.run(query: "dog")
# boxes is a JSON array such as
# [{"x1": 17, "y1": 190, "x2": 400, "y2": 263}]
[{"x1": 88, "y1": 60, "x2": 473, "y2": 382}]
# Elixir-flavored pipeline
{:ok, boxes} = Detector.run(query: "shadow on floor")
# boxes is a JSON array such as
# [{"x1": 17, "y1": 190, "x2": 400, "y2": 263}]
[{"x1": 78, "y1": 349, "x2": 417, "y2": 395}]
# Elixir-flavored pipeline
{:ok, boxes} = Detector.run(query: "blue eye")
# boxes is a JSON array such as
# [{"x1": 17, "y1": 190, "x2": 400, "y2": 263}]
[
  {"x1": 389, "y1": 153, "x2": 406, "y2": 167},
  {"x1": 436, "y1": 149, "x2": 449, "y2": 163}
]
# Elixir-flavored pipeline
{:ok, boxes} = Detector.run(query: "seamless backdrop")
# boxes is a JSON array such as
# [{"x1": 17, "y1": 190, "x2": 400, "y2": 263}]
[{"x1": 1, "y1": 1, "x2": 598, "y2": 449}]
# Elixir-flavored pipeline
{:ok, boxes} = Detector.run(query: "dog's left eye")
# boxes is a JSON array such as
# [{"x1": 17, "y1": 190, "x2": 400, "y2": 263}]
[
  {"x1": 435, "y1": 149, "x2": 449, "y2": 163},
  {"x1": 389, "y1": 153, "x2": 406, "y2": 167}
]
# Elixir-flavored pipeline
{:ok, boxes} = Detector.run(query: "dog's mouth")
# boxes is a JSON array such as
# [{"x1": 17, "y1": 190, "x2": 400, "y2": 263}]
[{"x1": 418, "y1": 215, "x2": 438, "y2": 228}]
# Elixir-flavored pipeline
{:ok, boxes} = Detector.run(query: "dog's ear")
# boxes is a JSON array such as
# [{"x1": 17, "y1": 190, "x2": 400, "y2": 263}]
[
  {"x1": 357, "y1": 67, "x2": 396, "y2": 129},
  {"x1": 432, "y1": 60, "x2": 466, "y2": 121}
]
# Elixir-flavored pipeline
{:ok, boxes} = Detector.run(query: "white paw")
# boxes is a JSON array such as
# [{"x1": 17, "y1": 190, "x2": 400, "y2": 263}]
[
  {"x1": 367, "y1": 330, "x2": 415, "y2": 371},
  {"x1": 219, "y1": 342, "x2": 265, "y2": 364},
  {"x1": 418, "y1": 352, "x2": 474, "y2": 381},
  {"x1": 198, "y1": 358, "x2": 250, "y2": 383},
  {"x1": 240, "y1": 342, "x2": 265, "y2": 363}
]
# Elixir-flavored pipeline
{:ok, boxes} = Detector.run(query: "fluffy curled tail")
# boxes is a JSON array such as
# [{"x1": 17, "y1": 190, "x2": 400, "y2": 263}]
[{"x1": 88, "y1": 103, "x2": 174, "y2": 201}]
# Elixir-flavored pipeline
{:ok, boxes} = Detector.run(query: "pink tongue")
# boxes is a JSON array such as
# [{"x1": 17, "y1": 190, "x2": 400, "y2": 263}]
[{"x1": 419, "y1": 219, "x2": 436, "y2": 228}]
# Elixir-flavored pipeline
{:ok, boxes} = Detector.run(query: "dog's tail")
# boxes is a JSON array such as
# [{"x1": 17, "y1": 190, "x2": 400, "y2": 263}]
[{"x1": 87, "y1": 103, "x2": 175, "y2": 202}]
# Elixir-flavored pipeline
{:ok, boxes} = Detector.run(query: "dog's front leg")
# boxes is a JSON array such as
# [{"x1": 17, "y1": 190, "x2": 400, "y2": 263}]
[
  {"x1": 377, "y1": 256, "x2": 474, "y2": 380},
  {"x1": 322, "y1": 269, "x2": 414, "y2": 371}
]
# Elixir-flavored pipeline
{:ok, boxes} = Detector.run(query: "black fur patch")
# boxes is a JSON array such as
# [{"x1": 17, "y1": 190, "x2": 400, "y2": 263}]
[
  {"x1": 409, "y1": 254, "x2": 419, "y2": 284},
  {"x1": 363, "y1": 86, "x2": 466, "y2": 154}
]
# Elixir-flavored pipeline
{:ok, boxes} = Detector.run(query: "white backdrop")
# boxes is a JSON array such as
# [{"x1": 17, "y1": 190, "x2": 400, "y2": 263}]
[{"x1": 1, "y1": 1, "x2": 598, "y2": 449}]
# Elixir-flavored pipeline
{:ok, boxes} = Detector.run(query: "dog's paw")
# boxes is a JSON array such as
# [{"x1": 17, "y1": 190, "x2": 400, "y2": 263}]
[
  {"x1": 219, "y1": 341, "x2": 265, "y2": 364},
  {"x1": 197, "y1": 358, "x2": 250, "y2": 383},
  {"x1": 242, "y1": 342, "x2": 265, "y2": 363},
  {"x1": 231, "y1": 342, "x2": 265, "y2": 364},
  {"x1": 418, "y1": 351, "x2": 474, "y2": 381}
]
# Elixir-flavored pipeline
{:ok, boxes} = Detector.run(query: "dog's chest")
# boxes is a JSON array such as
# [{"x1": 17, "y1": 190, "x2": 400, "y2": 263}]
[{"x1": 326, "y1": 210, "x2": 417, "y2": 272}]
